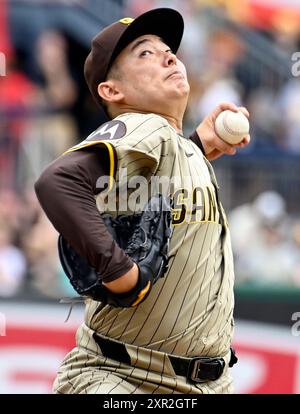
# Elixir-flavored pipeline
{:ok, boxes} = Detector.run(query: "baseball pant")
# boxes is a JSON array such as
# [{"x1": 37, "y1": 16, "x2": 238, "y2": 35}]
[{"x1": 53, "y1": 328, "x2": 234, "y2": 394}]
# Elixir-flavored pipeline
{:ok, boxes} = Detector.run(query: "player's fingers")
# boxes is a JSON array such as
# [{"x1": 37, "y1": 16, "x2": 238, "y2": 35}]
[
  {"x1": 218, "y1": 102, "x2": 239, "y2": 113},
  {"x1": 235, "y1": 134, "x2": 251, "y2": 147},
  {"x1": 238, "y1": 106, "x2": 250, "y2": 118},
  {"x1": 211, "y1": 102, "x2": 239, "y2": 120}
]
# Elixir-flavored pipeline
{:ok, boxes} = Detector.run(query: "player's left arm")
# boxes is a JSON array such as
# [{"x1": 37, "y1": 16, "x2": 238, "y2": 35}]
[{"x1": 191, "y1": 102, "x2": 251, "y2": 161}]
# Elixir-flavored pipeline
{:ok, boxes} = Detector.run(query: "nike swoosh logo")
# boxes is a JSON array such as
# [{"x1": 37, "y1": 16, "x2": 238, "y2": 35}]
[{"x1": 185, "y1": 152, "x2": 194, "y2": 157}]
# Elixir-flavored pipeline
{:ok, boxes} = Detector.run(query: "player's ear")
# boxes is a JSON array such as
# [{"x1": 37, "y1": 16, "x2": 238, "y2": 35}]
[{"x1": 97, "y1": 80, "x2": 124, "y2": 104}]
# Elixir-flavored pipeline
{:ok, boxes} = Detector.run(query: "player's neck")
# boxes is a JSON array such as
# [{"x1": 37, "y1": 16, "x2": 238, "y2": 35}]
[
  {"x1": 161, "y1": 114, "x2": 183, "y2": 134},
  {"x1": 115, "y1": 106, "x2": 184, "y2": 134}
]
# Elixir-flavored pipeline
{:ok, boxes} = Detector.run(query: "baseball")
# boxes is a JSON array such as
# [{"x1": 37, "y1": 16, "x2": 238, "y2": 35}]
[{"x1": 215, "y1": 110, "x2": 249, "y2": 145}]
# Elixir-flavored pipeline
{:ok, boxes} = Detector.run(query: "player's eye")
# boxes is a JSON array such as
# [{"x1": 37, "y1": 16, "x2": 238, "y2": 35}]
[{"x1": 140, "y1": 50, "x2": 153, "y2": 57}]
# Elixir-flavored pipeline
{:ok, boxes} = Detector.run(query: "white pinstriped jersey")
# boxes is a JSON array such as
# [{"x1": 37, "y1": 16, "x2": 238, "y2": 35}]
[{"x1": 67, "y1": 112, "x2": 235, "y2": 359}]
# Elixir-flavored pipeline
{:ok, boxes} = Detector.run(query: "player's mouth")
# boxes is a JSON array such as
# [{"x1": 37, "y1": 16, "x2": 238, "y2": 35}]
[{"x1": 166, "y1": 70, "x2": 184, "y2": 80}]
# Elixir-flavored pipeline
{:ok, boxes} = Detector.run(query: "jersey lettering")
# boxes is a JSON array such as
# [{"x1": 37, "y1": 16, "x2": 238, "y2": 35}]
[{"x1": 172, "y1": 186, "x2": 218, "y2": 226}]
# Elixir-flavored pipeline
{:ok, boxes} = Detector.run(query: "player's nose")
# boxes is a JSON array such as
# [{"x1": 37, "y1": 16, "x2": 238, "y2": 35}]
[{"x1": 163, "y1": 51, "x2": 177, "y2": 67}]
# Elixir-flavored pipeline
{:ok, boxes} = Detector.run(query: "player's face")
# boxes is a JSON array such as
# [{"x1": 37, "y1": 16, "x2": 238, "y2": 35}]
[{"x1": 112, "y1": 35, "x2": 190, "y2": 114}]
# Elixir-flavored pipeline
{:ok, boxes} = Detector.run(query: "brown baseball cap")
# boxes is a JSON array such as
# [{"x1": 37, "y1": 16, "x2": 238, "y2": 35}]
[{"x1": 84, "y1": 8, "x2": 184, "y2": 108}]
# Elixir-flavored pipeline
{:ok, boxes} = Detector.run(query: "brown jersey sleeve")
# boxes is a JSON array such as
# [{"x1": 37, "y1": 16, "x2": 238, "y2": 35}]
[
  {"x1": 34, "y1": 148, "x2": 134, "y2": 283},
  {"x1": 189, "y1": 130, "x2": 205, "y2": 154}
]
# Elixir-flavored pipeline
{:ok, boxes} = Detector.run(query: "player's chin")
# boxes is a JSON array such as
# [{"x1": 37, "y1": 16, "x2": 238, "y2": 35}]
[
  {"x1": 169, "y1": 81, "x2": 190, "y2": 97},
  {"x1": 175, "y1": 77, "x2": 189, "y2": 87}
]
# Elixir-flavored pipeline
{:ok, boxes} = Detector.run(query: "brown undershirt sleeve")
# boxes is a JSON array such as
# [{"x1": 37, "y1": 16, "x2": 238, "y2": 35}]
[
  {"x1": 189, "y1": 130, "x2": 205, "y2": 154},
  {"x1": 34, "y1": 148, "x2": 134, "y2": 283}
]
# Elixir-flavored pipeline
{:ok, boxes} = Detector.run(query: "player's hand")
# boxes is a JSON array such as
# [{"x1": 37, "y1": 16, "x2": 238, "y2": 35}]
[{"x1": 195, "y1": 102, "x2": 251, "y2": 161}]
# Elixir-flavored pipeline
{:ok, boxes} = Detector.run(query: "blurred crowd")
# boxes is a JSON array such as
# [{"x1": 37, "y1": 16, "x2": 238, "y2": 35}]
[
  {"x1": 229, "y1": 191, "x2": 300, "y2": 287},
  {"x1": 0, "y1": 187, "x2": 75, "y2": 299},
  {"x1": 1, "y1": 0, "x2": 300, "y2": 300}
]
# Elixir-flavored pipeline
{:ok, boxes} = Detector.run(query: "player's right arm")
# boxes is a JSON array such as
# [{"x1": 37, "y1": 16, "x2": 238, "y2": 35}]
[{"x1": 34, "y1": 148, "x2": 138, "y2": 293}]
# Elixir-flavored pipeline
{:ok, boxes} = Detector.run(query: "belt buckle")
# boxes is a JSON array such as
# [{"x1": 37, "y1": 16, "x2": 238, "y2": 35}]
[{"x1": 188, "y1": 357, "x2": 225, "y2": 383}]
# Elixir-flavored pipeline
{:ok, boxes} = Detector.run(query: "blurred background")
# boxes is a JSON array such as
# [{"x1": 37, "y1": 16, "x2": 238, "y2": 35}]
[{"x1": 0, "y1": 0, "x2": 300, "y2": 394}]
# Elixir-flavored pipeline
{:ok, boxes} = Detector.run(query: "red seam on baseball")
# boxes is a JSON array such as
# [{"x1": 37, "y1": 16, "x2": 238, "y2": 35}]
[{"x1": 223, "y1": 114, "x2": 248, "y2": 136}]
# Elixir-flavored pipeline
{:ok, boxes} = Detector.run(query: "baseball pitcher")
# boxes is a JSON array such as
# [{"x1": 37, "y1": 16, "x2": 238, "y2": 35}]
[{"x1": 35, "y1": 8, "x2": 250, "y2": 394}]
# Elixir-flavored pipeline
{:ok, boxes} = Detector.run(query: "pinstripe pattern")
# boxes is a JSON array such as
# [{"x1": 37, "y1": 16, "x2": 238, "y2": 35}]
[{"x1": 54, "y1": 113, "x2": 235, "y2": 394}]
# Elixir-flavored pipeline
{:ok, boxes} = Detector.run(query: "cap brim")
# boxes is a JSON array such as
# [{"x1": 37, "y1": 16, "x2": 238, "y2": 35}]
[{"x1": 111, "y1": 8, "x2": 184, "y2": 64}]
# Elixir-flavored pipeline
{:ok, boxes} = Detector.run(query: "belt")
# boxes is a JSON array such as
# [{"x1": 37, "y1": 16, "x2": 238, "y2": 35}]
[{"x1": 93, "y1": 333, "x2": 238, "y2": 383}]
